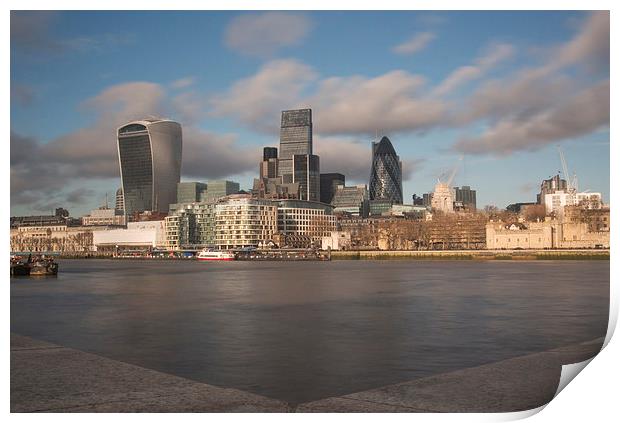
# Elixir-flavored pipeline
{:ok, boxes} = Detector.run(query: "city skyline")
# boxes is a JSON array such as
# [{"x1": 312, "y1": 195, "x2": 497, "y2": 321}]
[{"x1": 10, "y1": 10, "x2": 610, "y2": 216}]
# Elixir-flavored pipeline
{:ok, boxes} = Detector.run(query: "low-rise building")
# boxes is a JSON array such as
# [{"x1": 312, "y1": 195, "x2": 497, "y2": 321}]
[
  {"x1": 332, "y1": 185, "x2": 369, "y2": 217},
  {"x1": 93, "y1": 221, "x2": 166, "y2": 254},
  {"x1": 82, "y1": 207, "x2": 125, "y2": 226},
  {"x1": 486, "y1": 221, "x2": 553, "y2": 249},
  {"x1": 321, "y1": 231, "x2": 352, "y2": 251}
]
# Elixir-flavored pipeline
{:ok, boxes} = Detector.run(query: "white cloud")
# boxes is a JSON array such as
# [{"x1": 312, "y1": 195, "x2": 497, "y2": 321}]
[
  {"x1": 225, "y1": 12, "x2": 312, "y2": 57},
  {"x1": 433, "y1": 43, "x2": 514, "y2": 97},
  {"x1": 210, "y1": 59, "x2": 317, "y2": 133},
  {"x1": 171, "y1": 77, "x2": 195, "y2": 89},
  {"x1": 453, "y1": 80, "x2": 610, "y2": 155},
  {"x1": 310, "y1": 71, "x2": 446, "y2": 135},
  {"x1": 392, "y1": 32, "x2": 435, "y2": 55}
]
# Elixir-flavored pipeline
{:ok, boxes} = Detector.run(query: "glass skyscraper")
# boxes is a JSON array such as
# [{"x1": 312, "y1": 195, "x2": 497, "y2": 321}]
[
  {"x1": 369, "y1": 136, "x2": 403, "y2": 204},
  {"x1": 117, "y1": 119, "x2": 182, "y2": 217},
  {"x1": 293, "y1": 154, "x2": 320, "y2": 202},
  {"x1": 279, "y1": 109, "x2": 312, "y2": 184}
]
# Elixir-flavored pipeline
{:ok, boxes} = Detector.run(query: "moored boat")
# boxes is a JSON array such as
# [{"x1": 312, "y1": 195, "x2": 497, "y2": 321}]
[{"x1": 196, "y1": 249, "x2": 236, "y2": 261}]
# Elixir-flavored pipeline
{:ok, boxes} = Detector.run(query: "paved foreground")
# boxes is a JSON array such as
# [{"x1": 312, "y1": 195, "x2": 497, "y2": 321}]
[{"x1": 11, "y1": 333, "x2": 603, "y2": 412}]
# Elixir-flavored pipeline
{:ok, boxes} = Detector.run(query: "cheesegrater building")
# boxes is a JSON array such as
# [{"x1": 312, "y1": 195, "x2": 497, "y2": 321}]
[
  {"x1": 369, "y1": 136, "x2": 403, "y2": 204},
  {"x1": 117, "y1": 119, "x2": 182, "y2": 217}
]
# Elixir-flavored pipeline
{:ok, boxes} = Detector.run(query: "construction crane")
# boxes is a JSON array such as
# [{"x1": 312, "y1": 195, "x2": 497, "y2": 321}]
[
  {"x1": 437, "y1": 155, "x2": 464, "y2": 186},
  {"x1": 558, "y1": 146, "x2": 577, "y2": 194}
]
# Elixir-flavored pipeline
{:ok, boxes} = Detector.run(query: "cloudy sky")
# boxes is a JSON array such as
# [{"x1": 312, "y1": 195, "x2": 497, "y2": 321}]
[{"x1": 10, "y1": 10, "x2": 609, "y2": 216}]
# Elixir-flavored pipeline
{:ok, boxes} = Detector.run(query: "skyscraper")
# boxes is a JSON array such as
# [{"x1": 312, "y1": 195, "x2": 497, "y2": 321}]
[
  {"x1": 369, "y1": 136, "x2": 403, "y2": 204},
  {"x1": 260, "y1": 147, "x2": 279, "y2": 179},
  {"x1": 454, "y1": 186, "x2": 477, "y2": 211},
  {"x1": 117, "y1": 119, "x2": 182, "y2": 217},
  {"x1": 293, "y1": 154, "x2": 320, "y2": 201},
  {"x1": 279, "y1": 109, "x2": 313, "y2": 184},
  {"x1": 278, "y1": 109, "x2": 320, "y2": 202},
  {"x1": 320, "y1": 173, "x2": 345, "y2": 204}
]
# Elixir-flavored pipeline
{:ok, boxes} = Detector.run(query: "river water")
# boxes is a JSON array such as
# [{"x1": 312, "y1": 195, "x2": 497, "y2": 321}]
[{"x1": 10, "y1": 259, "x2": 609, "y2": 404}]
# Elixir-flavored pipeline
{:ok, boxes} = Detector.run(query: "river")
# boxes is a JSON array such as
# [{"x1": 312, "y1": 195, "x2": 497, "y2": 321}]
[{"x1": 10, "y1": 259, "x2": 609, "y2": 404}]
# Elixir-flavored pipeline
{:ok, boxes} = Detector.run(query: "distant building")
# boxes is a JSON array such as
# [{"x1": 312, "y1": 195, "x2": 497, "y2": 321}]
[
  {"x1": 320, "y1": 173, "x2": 345, "y2": 204},
  {"x1": 422, "y1": 193, "x2": 433, "y2": 208},
  {"x1": 117, "y1": 119, "x2": 182, "y2": 217},
  {"x1": 276, "y1": 199, "x2": 337, "y2": 246},
  {"x1": 203, "y1": 180, "x2": 240, "y2": 203},
  {"x1": 10, "y1": 208, "x2": 78, "y2": 229},
  {"x1": 332, "y1": 185, "x2": 370, "y2": 217},
  {"x1": 369, "y1": 136, "x2": 403, "y2": 204},
  {"x1": 177, "y1": 182, "x2": 208, "y2": 204},
  {"x1": 93, "y1": 221, "x2": 167, "y2": 254},
  {"x1": 293, "y1": 154, "x2": 320, "y2": 201},
  {"x1": 506, "y1": 202, "x2": 537, "y2": 214},
  {"x1": 115, "y1": 187, "x2": 124, "y2": 212},
  {"x1": 537, "y1": 174, "x2": 567, "y2": 204},
  {"x1": 412, "y1": 194, "x2": 424, "y2": 206},
  {"x1": 321, "y1": 231, "x2": 352, "y2": 251},
  {"x1": 260, "y1": 147, "x2": 279, "y2": 180},
  {"x1": 454, "y1": 186, "x2": 477, "y2": 211},
  {"x1": 431, "y1": 182, "x2": 454, "y2": 213},
  {"x1": 82, "y1": 207, "x2": 125, "y2": 226},
  {"x1": 369, "y1": 199, "x2": 394, "y2": 216},
  {"x1": 279, "y1": 109, "x2": 313, "y2": 184},
  {"x1": 543, "y1": 192, "x2": 603, "y2": 215}
]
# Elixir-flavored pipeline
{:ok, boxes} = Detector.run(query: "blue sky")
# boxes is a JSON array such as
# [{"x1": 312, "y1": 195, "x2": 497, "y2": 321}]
[{"x1": 10, "y1": 11, "x2": 610, "y2": 216}]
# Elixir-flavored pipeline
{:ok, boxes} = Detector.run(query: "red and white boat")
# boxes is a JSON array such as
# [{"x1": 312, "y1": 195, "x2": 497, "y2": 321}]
[{"x1": 196, "y1": 249, "x2": 236, "y2": 261}]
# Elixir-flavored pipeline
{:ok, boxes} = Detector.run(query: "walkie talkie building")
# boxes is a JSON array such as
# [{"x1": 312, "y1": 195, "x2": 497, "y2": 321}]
[
  {"x1": 369, "y1": 136, "x2": 403, "y2": 204},
  {"x1": 117, "y1": 119, "x2": 182, "y2": 217}
]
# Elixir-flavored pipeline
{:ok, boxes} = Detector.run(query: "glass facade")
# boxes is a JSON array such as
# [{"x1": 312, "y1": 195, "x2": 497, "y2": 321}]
[
  {"x1": 293, "y1": 154, "x2": 320, "y2": 202},
  {"x1": 118, "y1": 119, "x2": 182, "y2": 217},
  {"x1": 279, "y1": 109, "x2": 312, "y2": 183},
  {"x1": 320, "y1": 173, "x2": 345, "y2": 204},
  {"x1": 177, "y1": 182, "x2": 208, "y2": 204},
  {"x1": 332, "y1": 185, "x2": 369, "y2": 217},
  {"x1": 369, "y1": 136, "x2": 403, "y2": 204},
  {"x1": 118, "y1": 132, "x2": 153, "y2": 216},
  {"x1": 203, "y1": 180, "x2": 240, "y2": 203}
]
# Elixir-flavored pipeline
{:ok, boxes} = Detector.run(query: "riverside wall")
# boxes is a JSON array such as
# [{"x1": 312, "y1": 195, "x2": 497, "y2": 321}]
[{"x1": 330, "y1": 249, "x2": 610, "y2": 260}]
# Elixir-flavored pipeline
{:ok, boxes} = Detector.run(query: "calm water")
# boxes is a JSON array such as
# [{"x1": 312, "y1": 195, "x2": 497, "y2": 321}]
[{"x1": 11, "y1": 259, "x2": 609, "y2": 404}]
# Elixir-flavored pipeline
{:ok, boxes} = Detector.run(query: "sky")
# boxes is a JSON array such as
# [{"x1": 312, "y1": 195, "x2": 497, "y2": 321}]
[{"x1": 10, "y1": 10, "x2": 610, "y2": 217}]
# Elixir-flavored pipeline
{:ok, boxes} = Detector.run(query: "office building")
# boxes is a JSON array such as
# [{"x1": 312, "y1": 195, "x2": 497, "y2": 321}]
[
  {"x1": 260, "y1": 147, "x2": 279, "y2": 180},
  {"x1": 537, "y1": 175, "x2": 567, "y2": 204},
  {"x1": 369, "y1": 136, "x2": 403, "y2": 204},
  {"x1": 279, "y1": 109, "x2": 313, "y2": 183},
  {"x1": 203, "y1": 180, "x2": 240, "y2": 202},
  {"x1": 115, "y1": 188, "x2": 124, "y2": 212},
  {"x1": 293, "y1": 154, "x2": 320, "y2": 202},
  {"x1": 423, "y1": 193, "x2": 433, "y2": 208},
  {"x1": 369, "y1": 199, "x2": 394, "y2": 216},
  {"x1": 454, "y1": 186, "x2": 477, "y2": 211},
  {"x1": 177, "y1": 182, "x2": 208, "y2": 204},
  {"x1": 276, "y1": 199, "x2": 337, "y2": 244},
  {"x1": 332, "y1": 185, "x2": 370, "y2": 217},
  {"x1": 117, "y1": 119, "x2": 182, "y2": 217},
  {"x1": 82, "y1": 207, "x2": 125, "y2": 226},
  {"x1": 320, "y1": 173, "x2": 345, "y2": 204}
]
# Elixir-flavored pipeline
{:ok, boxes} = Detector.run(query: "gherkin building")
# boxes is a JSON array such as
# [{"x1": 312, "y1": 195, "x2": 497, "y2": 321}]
[{"x1": 369, "y1": 136, "x2": 403, "y2": 204}]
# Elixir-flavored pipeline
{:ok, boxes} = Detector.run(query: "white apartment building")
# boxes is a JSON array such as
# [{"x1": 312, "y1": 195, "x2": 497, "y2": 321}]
[
  {"x1": 276, "y1": 199, "x2": 337, "y2": 242},
  {"x1": 543, "y1": 192, "x2": 602, "y2": 215},
  {"x1": 214, "y1": 197, "x2": 278, "y2": 249}
]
